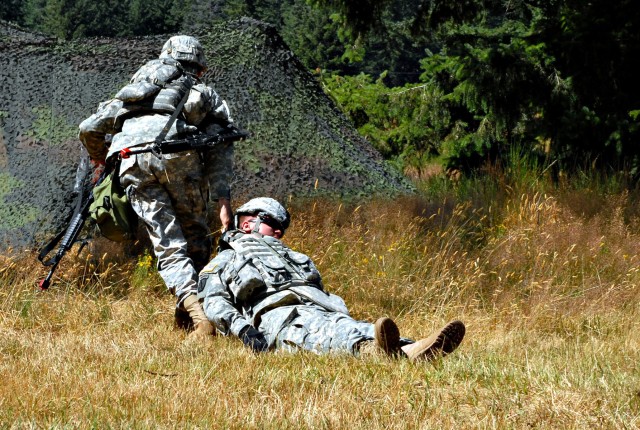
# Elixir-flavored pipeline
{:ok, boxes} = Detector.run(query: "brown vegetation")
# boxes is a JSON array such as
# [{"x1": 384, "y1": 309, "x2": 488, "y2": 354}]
[{"x1": 1, "y1": 182, "x2": 639, "y2": 428}]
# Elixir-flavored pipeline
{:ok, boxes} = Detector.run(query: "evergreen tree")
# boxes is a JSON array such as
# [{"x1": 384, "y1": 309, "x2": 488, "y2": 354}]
[
  {"x1": 126, "y1": 0, "x2": 186, "y2": 36},
  {"x1": 180, "y1": 0, "x2": 227, "y2": 33},
  {"x1": 0, "y1": 0, "x2": 24, "y2": 23},
  {"x1": 279, "y1": 1, "x2": 346, "y2": 71},
  {"x1": 315, "y1": 0, "x2": 640, "y2": 176}
]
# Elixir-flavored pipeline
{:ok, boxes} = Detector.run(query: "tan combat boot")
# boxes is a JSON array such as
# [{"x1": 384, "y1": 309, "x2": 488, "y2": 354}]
[
  {"x1": 359, "y1": 317, "x2": 401, "y2": 357},
  {"x1": 182, "y1": 295, "x2": 215, "y2": 338},
  {"x1": 401, "y1": 320, "x2": 465, "y2": 362}
]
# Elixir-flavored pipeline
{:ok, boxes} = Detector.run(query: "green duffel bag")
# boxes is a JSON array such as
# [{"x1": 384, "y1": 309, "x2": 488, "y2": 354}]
[{"x1": 89, "y1": 166, "x2": 137, "y2": 242}]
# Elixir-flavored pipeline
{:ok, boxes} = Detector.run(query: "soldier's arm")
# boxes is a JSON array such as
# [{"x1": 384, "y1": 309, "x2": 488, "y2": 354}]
[
  {"x1": 78, "y1": 99, "x2": 122, "y2": 161},
  {"x1": 199, "y1": 251, "x2": 252, "y2": 337},
  {"x1": 184, "y1": 84, "x2": 232, "y2": 125},
  {"x1": 203, "y1": 85, "x2": 232, "y2": 122},
  {"x1": 203, "y1": 139, "x2": 234, "y2": 230}
]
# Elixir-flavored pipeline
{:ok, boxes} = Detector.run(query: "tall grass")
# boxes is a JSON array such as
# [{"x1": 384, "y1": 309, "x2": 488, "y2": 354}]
[{"x1": 1, "y1": 169, "x2": 640, "y2": 428}]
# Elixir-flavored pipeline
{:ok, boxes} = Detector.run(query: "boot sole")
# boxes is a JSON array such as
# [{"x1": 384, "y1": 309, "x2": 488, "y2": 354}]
[
  {"x1": 174, "y1": 307, "x2": 194, "y2": 331},
  {"x1": 438, "y1": 320, "x2": 465, "y2": 355},
  {"x1": 375, "y1": 317, "x2": 401, "y2": 355},
  {"x1": 408, "y1": 320, "x2": 466, "y2": 361}
]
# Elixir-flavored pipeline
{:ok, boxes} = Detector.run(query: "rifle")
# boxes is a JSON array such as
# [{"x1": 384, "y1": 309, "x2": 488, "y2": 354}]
[
  {"x1": 37, "y1": 125, "x2": 249, "y2": 290},
  {"x1": 37, "y1": 154, "x2": 102, "y2": 290},
  {"x1": 119, "y1": 124, "x2": 249, "y2": 159}
]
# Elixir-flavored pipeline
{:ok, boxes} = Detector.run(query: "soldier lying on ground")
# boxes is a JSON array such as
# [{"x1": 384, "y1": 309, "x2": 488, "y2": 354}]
[{"x1": 198, "y1": 197, "x2": 466, "y2": 360}]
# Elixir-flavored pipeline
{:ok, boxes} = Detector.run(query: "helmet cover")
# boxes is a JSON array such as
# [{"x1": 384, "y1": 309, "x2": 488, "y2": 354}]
[
  {"x1": 235, "y1": 197, "x2": 291, "y2": 232},
  {"x1": 159, "y1": 35, "x2": 207, "y2": 71}
]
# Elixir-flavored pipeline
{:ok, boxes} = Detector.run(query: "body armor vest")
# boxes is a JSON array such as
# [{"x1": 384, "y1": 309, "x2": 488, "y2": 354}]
[{"x1": 225, "y1": 233, "x2": 323, "y2": 301}]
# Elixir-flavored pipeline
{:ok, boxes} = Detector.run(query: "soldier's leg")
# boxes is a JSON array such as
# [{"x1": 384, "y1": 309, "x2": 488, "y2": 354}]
[
  {"x1": 161, "y1": 153, "x2": 212, "y2": 272},
  {"x1": 263, "y1": 305, "x2": 376, "y2": 356},
  {"x1": 121, "y1": 154, "x2": 212, "y2": 335},
  {"x1": 120, "y1": 154, "x2": 199, "y2": 301},
  {"x1": 146, "y1": 152, "x2": 214, "y2": 336},
  {"x1": 129, "y1": 183, "x2": 198, "y2": 300}
]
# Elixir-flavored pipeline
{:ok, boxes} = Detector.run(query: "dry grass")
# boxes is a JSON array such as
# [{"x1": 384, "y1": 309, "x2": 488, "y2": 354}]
[{"x1": 1, "y1": 183, "x2": 640, "y2": 429}]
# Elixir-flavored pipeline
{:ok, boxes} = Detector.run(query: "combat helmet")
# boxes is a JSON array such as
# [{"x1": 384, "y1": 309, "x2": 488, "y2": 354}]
[
  {"x1": 235, "y1": 197, "x2": 291, "y2": 236},
  {"x1": 159, "y1": 35, "x2": 207, "y2": 73}
]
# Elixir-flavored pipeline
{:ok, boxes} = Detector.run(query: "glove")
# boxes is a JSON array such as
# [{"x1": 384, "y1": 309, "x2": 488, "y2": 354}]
[
  {"x1": 90, "y1": 158, "x2": 106, "y2": 184},
  {"x1": 239, "y1": 326, "x2": 269, "y2": 353}
]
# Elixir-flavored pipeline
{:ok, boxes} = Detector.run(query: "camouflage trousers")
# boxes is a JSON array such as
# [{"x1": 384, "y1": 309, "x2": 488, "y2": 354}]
[
  {"x1": 259, "y1": 304, "x2": 376, "y2": 356},
  {"x1": 120, "y1": 151, "x2": 211, "y2": 304}
]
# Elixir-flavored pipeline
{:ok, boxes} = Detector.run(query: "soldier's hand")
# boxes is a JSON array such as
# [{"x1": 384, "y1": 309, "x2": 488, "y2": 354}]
[{"x1": 239, "y1": 326, "x2": 269, "y2": 353}]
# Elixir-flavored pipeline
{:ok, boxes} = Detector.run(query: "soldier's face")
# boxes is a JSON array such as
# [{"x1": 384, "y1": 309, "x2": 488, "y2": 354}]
[{"x1": 242, "y1": 218, "x2": 283, "y2": 239}]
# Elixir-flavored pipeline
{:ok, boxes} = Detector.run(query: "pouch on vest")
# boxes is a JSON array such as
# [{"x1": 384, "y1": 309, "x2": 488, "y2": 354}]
[{"x1": 89, "y1": 164, "x2": 137, "y2": 242}]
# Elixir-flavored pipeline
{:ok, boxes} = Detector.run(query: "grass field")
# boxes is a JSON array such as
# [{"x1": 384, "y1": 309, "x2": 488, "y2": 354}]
[{"x1": 1, "y1": 176, "x2": 640, "y2": 429}]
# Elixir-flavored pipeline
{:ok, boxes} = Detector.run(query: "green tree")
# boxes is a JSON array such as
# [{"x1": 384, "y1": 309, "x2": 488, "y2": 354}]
[
  {"x1": 533, "y1": 0, "x2": 640, "y2": 171},
  {"x1": 70, "y1": 0, "x2": 129, "y2": 38},
  {"x1": 20, "y1": 0, "x2": 185, "y2": 39},
  {"x1": 0, "y1": 0, "x2": 24, "y2": 23},
  {"x1": 126, "y1": 0, "x2": 186, "y2": 36},
  {"x1": 180, "y1": 0, "x2": 227, "y2": 33},
  {"x1": 22, "y1": 0, "x2": 68, "y2": 38},
  {"x1": 308, "y1": 0, "x2": 430, "y2": 86},
  {"x1": 314, "y1": 0, "x2": 640, "y2": 176},
  {"x1": 321, "y1": 71, "x2": 449, "y2": 174},
  {"x1": 279, "y1": 1, "x2": 346, "y2": 71}
]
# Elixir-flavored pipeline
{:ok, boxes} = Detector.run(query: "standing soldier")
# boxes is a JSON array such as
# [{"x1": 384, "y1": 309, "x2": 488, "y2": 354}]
[
  {"x1": 199, "y1": 197, "x2": 466, "y2": 360},
  {"x1": 79, "y1": 35, "x2": 234, "y2": 337}
]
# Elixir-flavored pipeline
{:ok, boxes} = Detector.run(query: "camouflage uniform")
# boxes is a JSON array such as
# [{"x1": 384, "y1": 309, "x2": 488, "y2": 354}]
[
  {"x1": 79, "y1": 36, "x2": 232, "y2": 305},
  {"x1": 199, "y1": 231, "x2": 411, "y2": 355}
]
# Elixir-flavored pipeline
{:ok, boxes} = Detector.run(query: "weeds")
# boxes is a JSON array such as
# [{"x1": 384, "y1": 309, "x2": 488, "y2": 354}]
[{"x1": 1, "y1": 171, "x2": 640, "y2": 428}]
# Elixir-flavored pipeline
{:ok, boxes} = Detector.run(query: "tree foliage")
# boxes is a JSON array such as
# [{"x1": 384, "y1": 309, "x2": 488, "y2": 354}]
[
  {"x1": 320, "y1": 72, "x2": 449, "y2": 175},
  {"x1": 3, "y1": 0, "x2": 640, "y2": 178},
  {"x1": 310, "y1": 0, "x2": 640, "y2": 177},
  {"x1": 17, "y1": 0, "x2": 183, "y2": 38}
]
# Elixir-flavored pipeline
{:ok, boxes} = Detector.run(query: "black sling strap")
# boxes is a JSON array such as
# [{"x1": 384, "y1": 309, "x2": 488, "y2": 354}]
[{"x1": 154, "y1": 73, "x2": 195, "y2": 145}]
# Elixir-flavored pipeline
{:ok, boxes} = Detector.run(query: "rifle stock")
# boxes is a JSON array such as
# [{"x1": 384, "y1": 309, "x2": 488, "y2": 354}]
[{"x1": 37, "y1": 156, "x2": 111, "y2": 290}]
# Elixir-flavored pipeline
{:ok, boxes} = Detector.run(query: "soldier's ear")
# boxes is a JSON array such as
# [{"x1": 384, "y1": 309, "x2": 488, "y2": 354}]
[{"x1": 240, "y1": 219, "x2": 253, "y2": 233}]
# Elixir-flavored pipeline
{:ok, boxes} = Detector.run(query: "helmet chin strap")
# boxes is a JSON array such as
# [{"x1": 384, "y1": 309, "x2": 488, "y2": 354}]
[{"x1": 251, "y1": 217, "x2": 263, "y2": 234}]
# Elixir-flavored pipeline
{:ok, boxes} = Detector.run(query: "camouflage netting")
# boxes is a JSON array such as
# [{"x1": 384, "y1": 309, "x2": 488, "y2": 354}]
[{"x1": 0, "y1": 18, "x2": 413, "y2": 250}]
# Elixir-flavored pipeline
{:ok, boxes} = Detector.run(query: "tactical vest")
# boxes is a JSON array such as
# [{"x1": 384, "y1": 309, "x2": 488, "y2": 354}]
[
  {"x1": 224, "y1": 233, "x2": 323, "y2": 301},
  {"x1": 204, "y1": 232, "x2": 350, "y2": 322}
]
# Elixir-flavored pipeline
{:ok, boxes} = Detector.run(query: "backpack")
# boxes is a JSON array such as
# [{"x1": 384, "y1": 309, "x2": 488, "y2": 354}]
[{"x1": 89, "y1": 162, "x2": 137, "y2": 242}]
